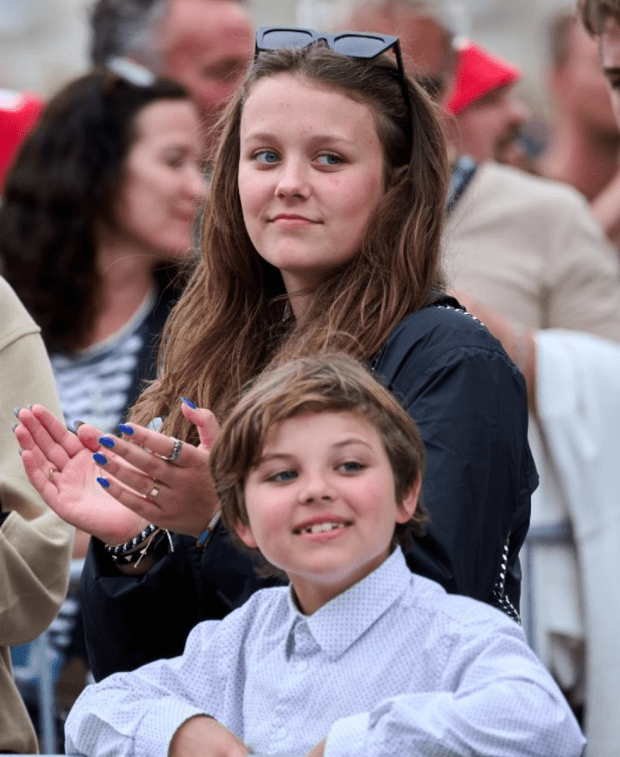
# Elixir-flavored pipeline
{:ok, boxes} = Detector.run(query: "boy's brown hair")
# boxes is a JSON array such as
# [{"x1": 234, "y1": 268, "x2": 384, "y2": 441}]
[
  {"x1": 579, "y1": 0, "x2": 620, "y2": 34},
  {"x1": 210, "y1": 354, "x2": 429, "y2": 569}
]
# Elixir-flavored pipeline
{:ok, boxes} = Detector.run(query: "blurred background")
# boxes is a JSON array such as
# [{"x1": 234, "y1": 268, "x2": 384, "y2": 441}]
[{"x1": 0, "y1": 0, "x2": 581, "y2": 127}]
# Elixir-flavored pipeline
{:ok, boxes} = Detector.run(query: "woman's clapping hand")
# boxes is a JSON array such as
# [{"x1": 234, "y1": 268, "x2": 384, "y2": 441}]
[{"x1": 14, "y1": 399, "x2": 221, "y2": 545}]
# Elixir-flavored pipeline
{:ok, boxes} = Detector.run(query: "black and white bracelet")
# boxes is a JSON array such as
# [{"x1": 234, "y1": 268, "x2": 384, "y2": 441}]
[{"x1": 104, "y1": 523, "x2": 159, "y2": 557}]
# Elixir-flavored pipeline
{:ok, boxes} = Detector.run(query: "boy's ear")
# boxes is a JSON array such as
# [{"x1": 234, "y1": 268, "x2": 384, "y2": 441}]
[
  {"x1": 395, "y1": 474, "x2": 422, "y2": 524},
  {"x1": 234, "y1": 521, "x2": 259, "y2": 549}
]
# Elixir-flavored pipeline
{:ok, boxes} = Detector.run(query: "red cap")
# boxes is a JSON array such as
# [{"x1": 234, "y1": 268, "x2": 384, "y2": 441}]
[
  {"x1": 0, "y1": 90, "x2": 45, "y2": 192},
  {"x1": 445, "y1": 40, "x2": 521, "y2": 115}
]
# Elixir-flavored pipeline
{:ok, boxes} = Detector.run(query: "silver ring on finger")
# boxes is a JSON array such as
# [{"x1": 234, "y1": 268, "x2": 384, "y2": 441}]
[
  {"x1": 48, "y1": 467, "x2": 58, "y2": 483},
  {"x1": 162, "y1": 437, "x2": 183, "y2": 464},
  {"x1": 147, "y1": 479, "x2": 162, "y2": 500}
]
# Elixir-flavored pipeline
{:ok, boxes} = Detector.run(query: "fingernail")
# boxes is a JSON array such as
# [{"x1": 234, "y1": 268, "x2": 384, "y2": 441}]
[
  {"x1": 93, "y1": 452, "x2": 107, "y2": 465},
  {"x1": 13, "y1": 407, "x2": 21, "y2": 418},
  {"x1": 11, "y1": 422, "x2": 18, "y2": 432},
  {"x1": 26, "y1": 404, "x2": 33, "y2": 410},
  {"x1": 96, "y1": 477, "x2": 110, "y2": 488},
  {"x1": 99, "y1": 436, "x2": 115, "y2": 448},
  {"x1": 118, "y1": 423, "x2": 134, "y2": 435},
  {"x1": 73, "y1": 420, "x2": 85, "y2": 429},
  {"x1": 17, "y1": 447, "x2": 23, "y2": 456},
  {"x1": 180, "y1": 396, "x2": 196, "y2": 409}
]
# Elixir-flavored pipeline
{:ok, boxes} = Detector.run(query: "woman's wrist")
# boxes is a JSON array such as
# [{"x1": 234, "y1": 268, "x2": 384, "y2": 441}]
[{"x1": 104, "y1": 523, "x2": 174, "y2": 572}]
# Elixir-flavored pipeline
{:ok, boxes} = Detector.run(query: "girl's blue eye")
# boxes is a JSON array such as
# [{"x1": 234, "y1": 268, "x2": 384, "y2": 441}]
[{"x1": 255, "y1": 150, "x2": 279, "y2": 164}]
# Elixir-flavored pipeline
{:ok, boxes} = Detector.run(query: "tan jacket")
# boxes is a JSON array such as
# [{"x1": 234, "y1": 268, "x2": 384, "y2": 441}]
[
  {"x1": 0, "y1": 276, "x2": 72, "y2": 753},
  {"x1": 445, "y1": 161, "x2": 620, "y2": 342}
]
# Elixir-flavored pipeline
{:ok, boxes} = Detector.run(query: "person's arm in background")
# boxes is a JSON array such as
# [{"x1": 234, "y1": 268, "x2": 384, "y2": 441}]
[
  {"x1": 545, "y1": 186, "x2": 620, "y2": 342},
  {"x1": 0, "y1": 275, "x2": 73, "y2": 646},
  {"x1": 590, "y1": 165, "x2": 620, "y2": 249}
]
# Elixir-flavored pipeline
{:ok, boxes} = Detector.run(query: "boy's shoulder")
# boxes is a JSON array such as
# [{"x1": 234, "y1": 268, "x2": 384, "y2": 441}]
[
  {"x1": 405, "y1": 573, "x2": 523, "y2": 640},
  {"x1": 215, "y1": 584, "x2": 292, "y2": 636}
]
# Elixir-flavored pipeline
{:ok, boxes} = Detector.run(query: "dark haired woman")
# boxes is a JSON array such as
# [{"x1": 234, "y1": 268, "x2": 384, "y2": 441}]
[
  {"x1": 3, "y1": 67, "x2": 206, "y2": 698},
  {"x1": 15, "y1": 34, "x2": 536, "y2": 682},
  {"x1": 1, "y1": 67, "x2": 206, "y2": 436}
]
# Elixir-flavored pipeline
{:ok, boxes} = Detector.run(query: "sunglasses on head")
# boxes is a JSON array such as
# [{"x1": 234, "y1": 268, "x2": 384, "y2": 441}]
[{"x1": 255, "y1": 26, "x2": 413, "y2": 144}]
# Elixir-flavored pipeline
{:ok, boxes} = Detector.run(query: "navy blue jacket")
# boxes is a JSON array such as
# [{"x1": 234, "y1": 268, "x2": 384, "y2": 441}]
[{"x1": 81, "y1": 299, "x2": 536, "y2": 681}]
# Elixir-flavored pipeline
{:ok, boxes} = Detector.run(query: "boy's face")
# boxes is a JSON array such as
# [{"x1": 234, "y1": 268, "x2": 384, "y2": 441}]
[{"x1": 236, "y1": 410, "x2": 419, "y2": 615}]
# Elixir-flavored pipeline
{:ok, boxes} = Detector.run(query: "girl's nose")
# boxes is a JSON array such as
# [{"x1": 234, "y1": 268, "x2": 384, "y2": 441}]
[{"x1": 275, "y1": 159, "x2": 309, "y2": 199}]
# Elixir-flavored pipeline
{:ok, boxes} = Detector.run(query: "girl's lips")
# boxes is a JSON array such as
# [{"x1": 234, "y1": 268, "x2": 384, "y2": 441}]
[{"x1": 270, "y1": 214, "x2": 320, "y2": 227}]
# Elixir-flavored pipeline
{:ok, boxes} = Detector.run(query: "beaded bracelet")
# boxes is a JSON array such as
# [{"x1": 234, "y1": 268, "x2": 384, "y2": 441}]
[
  {"x1": 195, "y1": 512, "x2": 222, "y2": 550},
  {"x1": 111, "y1": 529, "x2": 170, "y2": 567},
  {"x1": 104, "y1": 523, "x2": 159, "y2": 557}
]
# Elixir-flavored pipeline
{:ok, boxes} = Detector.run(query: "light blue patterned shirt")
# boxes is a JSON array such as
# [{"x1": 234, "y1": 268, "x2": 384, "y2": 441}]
[{"x1": 65, "y1": 548, "x2": 585, "y2": 757}]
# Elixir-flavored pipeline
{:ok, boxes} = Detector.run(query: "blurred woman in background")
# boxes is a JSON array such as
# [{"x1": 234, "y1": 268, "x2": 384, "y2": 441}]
[
  {"x1": 0, "y1": 69, "x2": 206, "y2": 725},
  {"x1": 0, "y1": 67, "x2": 206, "y2": 436}
]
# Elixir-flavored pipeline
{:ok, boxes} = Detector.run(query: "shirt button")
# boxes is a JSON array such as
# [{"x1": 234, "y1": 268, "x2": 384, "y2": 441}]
[
  {"x1": 276, "y1": 726, "x2": 287, "y2": 740},
  {"x1": 296, "y1": 660, "x2": 309, "y2": 672}
]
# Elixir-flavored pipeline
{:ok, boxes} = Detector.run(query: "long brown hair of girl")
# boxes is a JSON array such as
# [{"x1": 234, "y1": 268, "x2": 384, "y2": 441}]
[{"x1": 131, "y1": 43, "x2": 448, "y2": 440}]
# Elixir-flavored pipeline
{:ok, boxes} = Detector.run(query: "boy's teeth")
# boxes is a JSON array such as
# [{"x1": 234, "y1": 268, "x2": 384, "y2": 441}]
[{"x1": 303, "y1": 522, "x2": 342, "y2": 534}]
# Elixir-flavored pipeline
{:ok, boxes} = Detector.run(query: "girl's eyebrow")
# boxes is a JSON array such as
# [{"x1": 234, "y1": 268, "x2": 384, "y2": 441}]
[{"x1": 242, "y1": 131, "x2": 356, "y2": 148}]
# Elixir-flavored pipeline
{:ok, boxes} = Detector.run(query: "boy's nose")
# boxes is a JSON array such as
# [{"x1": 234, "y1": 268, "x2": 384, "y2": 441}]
[{"x1": 297, "y1": 472, "x2": 336, "y2": 503}]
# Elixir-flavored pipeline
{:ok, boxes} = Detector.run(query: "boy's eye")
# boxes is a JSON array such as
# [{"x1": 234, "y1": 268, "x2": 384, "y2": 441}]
[
  {"x1": 254, "y1": 149, "x2": 280, "y2": 165},
  {"x1": 268, "y1": 469, "x2": 297, "y2": 482},
  {"x1": 339, "y1": 461, "x2": 365, "y2": 473},
  {"x1": 316, "y1": 153, "x2": 342, "y2": 166}
]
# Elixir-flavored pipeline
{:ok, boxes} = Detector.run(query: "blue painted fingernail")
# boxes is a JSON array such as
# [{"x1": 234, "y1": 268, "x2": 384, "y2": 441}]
[
  {"x1": 13, "y1": 407, "x2": 21, "y2": 418},
  {"x1": 93, "y1": 452, "x2": 107, "y2": 465},
  {"x1": 17, "y1": 447, "x2": 23, "y2": 456},
  {"x1": 180, "y1": 396, "x2": 196, "y2": 409},
  {"x1": 26, "y1": 404, "x2": 33, "y2": 411},
  {"x1": 99, "y1": 436, "x2": 115, "y2": 448},
  {"x1": 11, "y1": 422, "x2": 18, "y2": 432},
  {"x1": 118, "y1": 423, "x2": 134, "y2": 435},
  {"x1": 96, "y1": 477, "x2": 110, "y2": 488},
  {"x1": 73, "y1": 420, "x2": 85, "y2": 429}
]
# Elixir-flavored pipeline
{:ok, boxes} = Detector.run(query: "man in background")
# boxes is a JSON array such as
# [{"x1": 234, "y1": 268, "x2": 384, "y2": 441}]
[
  {"x1": 444, "y1": 38, "x2": 531, "y2": 166},
  {"x1": 90, "y1": 0, "x2": 253, "y2": 156},
  {"x1": 539, "y1": 8, "x2": 620, "y2": 246}
]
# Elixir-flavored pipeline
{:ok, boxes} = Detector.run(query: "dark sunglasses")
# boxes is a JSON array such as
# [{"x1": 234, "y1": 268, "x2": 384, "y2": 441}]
[{"x1": 255, "y1": 26, "x2": 413, "y2": 143}]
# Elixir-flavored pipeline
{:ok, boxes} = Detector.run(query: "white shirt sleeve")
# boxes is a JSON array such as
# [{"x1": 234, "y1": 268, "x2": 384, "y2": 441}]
[
  {"x1": 324, "y1": 620, "x2": 585, "y2": 757},
  {"x1": 65, "y1": 617, "x2": 234, "y2": 757}
]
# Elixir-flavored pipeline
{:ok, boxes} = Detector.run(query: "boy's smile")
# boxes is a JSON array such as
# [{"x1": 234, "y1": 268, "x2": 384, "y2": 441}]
[{"x1": 236, "y1": 410, "x2": 419, "y2": 614}]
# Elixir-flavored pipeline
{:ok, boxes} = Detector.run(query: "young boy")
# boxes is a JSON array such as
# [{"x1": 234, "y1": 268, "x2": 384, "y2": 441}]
[{"x1": 65, "y1": 355, "x2": 585, "y2": 757}]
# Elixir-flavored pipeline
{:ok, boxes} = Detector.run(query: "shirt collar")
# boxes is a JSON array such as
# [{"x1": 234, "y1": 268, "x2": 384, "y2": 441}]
[{"x1": 286, "y1": 547, "x2": 413, "y2": 660}]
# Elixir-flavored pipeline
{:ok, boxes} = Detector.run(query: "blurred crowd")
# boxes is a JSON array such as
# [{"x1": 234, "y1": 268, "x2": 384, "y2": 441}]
[{"x1": 1, "y1": 0, "x2": 620, "y2": 755}]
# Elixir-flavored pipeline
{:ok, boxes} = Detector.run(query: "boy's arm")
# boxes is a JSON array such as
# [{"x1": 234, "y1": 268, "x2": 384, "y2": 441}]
[
  {"x1": 170, "y1": 716, "x2": 250, "y2": 757},
  {"x1": 64, "y1": 617, "x2": 244, "y2": 757},
  {"x1": 304, "y1": 740, "x2": 325, "y2": 757},
  {"x1": 322, "y1": 622, "x2": 585, "y2": 757}
]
